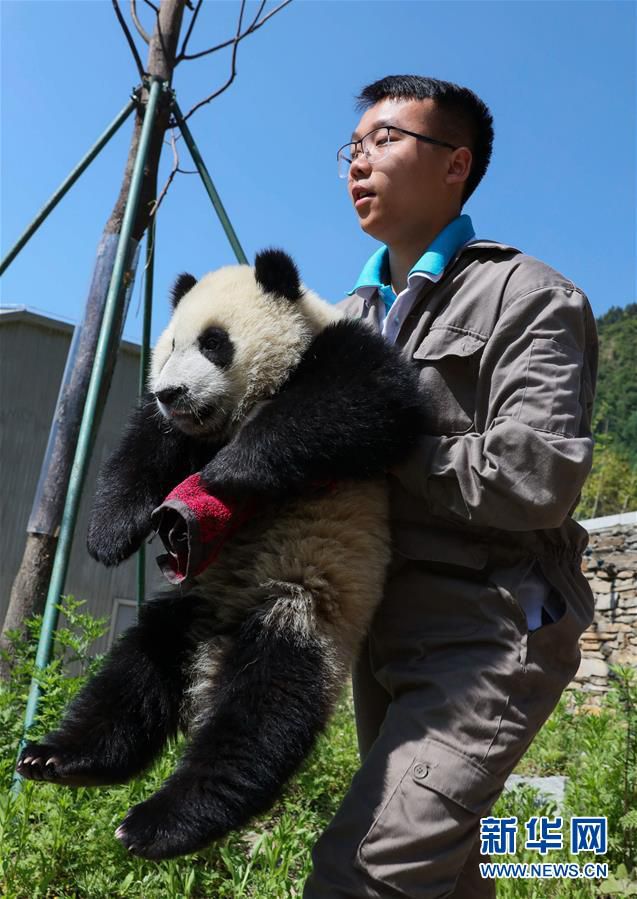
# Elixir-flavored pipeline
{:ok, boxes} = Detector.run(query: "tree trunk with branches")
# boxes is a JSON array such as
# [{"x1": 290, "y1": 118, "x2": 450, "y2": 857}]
[
  {"x1": 2, "y1": 0, "x2": 292, "y2": 678},
  {"x1": 0, "y1": 0, "x2": 187, "y2": 677}
]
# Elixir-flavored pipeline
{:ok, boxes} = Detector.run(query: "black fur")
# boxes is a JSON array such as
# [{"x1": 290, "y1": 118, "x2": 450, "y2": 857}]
[
  {"x1": 254, "y1": 249, "x2": 302, "y2": 302},
  {"x1": 19, "y1": 286, "x2": 426, "y2": 860},
  {"x1": 170, "y1": 273, "x2": 197, "y2": 308},
  {"x1": 202, "y1": 319, "x2": 426, "y2": 498},
  {"x1": 115, "y1": 603, "x2": 331, "y2": 859},
  {"x1": 86, "y1": 394, "x2": 219, "y2": 566},
  {"x1": 17, "y1": 595, "x2": 200, "y2": 786},
  {"x1": 18, "y1": 594, "x2": 332, "y2": 860},
  {"x1": 198, "y1": 326, "x2": 234, "y2": 368}
]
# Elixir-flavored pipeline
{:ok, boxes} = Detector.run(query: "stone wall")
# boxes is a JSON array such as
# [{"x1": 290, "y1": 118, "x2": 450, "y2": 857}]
[{"x1": 572, "y1": 515, "x2": 637, "y2": 701}]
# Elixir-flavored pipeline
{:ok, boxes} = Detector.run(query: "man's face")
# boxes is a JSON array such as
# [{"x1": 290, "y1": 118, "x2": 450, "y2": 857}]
[{"x1": 347, "y1": 98, "x2": 460, "y2": 246}]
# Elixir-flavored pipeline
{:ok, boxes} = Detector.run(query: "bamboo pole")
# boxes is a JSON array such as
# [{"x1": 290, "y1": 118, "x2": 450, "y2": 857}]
[
  {"x1": 12, "y1": 78, "x2": 165, "y2": 794},
  {"x1": 136, "y1": 217, "x2": 156, "y2": 612},
  {"x1": 0, "y1": 98, "x2": 137, "y2": 276},
  {"x1": 172, "y1": 98, "x2": 248, "y2": 264}
]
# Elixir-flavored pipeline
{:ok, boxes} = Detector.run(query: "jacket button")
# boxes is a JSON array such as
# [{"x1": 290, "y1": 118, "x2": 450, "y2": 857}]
[{"x1": 414, "y1": 764, "x2": 428, "y2": 779}]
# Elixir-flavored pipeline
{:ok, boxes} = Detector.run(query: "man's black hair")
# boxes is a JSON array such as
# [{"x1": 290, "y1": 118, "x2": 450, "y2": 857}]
[{"x1": 356, "y1": 75, "x2": 494, "y2": 205}]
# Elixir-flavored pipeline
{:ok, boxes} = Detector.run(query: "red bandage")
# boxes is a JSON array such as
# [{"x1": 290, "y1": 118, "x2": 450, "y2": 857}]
[{"x1": 151, "y1": 473, "x2": 255, "y2": 584}]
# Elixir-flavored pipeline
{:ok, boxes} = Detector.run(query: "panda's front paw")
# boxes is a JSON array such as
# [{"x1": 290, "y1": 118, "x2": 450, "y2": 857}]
[
  {"x1": 116, "y1": 781, "x2": 227, "y2": 859},
  {"x1": 201, "y1": 448, "x2": 280, "y2": 500},
  {"x1": 87, "y1": 514, "x2": 147, "y2": 567}
]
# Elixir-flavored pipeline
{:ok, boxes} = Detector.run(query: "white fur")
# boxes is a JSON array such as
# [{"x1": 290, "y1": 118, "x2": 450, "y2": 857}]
[
  {"x1": 153, "y1": 262, "x2": 389, "y2": 728},
  {"x1": 150, "y1": 266, "x2": 342, "y2": 439}
]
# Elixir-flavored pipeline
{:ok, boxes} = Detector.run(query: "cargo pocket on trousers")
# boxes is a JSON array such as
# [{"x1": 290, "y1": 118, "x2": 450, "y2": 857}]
[{"x1": 356, "y1": 737, "x2": 502, "y2": 888}]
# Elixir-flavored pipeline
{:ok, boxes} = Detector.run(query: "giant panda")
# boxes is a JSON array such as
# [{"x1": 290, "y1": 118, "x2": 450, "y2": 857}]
[{"x1": 17, "y1": 249, "x2": 425, "y2": 860}]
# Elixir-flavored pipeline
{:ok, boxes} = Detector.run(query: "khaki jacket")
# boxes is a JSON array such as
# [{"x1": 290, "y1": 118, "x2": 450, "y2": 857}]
[{"x1": 338, "y1": 239, "x2": 598, "y2": 633}]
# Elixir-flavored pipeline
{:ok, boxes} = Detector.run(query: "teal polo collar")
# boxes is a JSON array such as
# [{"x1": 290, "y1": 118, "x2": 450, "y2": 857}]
[
  {"x1": 349, "y1": 245, "x2": 390, "y2": 295},
  {"x1": 412, "y1": 213, "x2": 476, "y2": 278},
  {"x1": 347, "y1": 214, "x2": 476, "y2": 304}
]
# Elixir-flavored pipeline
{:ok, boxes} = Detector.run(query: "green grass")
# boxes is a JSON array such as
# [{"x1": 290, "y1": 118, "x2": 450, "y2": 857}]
[{"x1": 1, "y1": 599, "x2": 635, "y2": 898}]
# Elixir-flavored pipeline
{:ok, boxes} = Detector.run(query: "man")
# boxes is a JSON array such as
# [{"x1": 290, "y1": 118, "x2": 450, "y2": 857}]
[{"x1": 303, "y1": 76, "x2": 597, "y2": 898}]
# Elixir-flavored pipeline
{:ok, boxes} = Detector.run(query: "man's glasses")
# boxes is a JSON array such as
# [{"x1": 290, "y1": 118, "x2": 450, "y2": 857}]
[{"x1": 336, "y1": 126, "x2": 459, "y2": 179}]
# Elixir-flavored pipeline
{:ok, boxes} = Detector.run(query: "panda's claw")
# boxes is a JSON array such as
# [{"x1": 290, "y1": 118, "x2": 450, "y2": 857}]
[
  {"x1": 16, "y1": 751, "x2": 48, "y2": 782},
  {"x1": 16, "y1": 740, "x2": 122, "y2": 786},
  {"x1": 29, "y1": 758, "x2": 44, "y2": 780},
  {"x1": 17, "y1": 742, "x2": 71, "y2": 783},
  {"x1": 115, "y1": 824, "x2": 137, "y2": 853}
]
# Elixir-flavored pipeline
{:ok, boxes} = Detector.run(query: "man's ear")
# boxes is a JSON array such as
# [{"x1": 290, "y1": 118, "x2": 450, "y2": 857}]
[{"x1": 445, "y1": 147, "x2": 472, "y2": 186}]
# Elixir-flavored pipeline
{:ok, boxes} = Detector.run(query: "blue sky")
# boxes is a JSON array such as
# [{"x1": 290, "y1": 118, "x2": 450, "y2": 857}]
[{"x1": 1, "y1": 0, "x2": 635, "y2": 344}]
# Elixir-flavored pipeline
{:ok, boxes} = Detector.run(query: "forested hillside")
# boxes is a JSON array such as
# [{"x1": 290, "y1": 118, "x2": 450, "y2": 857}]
[
  {"x1": 576, "y1": 303, "x2": 637, "y2": 519},
  {"x1": 594, "y1": 303, "x2": 637, "y2": 464}
]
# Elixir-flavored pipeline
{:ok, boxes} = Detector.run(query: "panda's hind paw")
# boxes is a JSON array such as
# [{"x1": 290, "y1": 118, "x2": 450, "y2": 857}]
[
  {"x1": 16, "y1": 740, "x2": 127, "y2": 787},
  {"x1": 116, "y1": 782, "x2": 228, "y2": 859},
  {"x1": 17, "y1": 741, "x2": 91, "y2": 786}
]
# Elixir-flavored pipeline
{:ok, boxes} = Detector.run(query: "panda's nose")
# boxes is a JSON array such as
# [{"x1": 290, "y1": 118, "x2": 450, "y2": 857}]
[{"x1": 155, "y1": 386, "x2": 186, "y2": 405}]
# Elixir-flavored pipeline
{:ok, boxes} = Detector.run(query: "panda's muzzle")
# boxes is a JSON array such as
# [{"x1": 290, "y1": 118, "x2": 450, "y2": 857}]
[
  {"x1": 155, "y1": 386, "x2": 186, "y2": 406},
  {"x1": 154, "y1": 386, "x2": 223, "y2": 435},
  {"x1": 154, "y1": 385, "x2": 197, "y2": 424}
]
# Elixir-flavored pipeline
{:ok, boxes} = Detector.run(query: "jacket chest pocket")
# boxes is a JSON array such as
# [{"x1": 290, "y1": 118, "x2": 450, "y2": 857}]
[{"x1": 413, "y1": 326, "x2": 486, "y2": 435}]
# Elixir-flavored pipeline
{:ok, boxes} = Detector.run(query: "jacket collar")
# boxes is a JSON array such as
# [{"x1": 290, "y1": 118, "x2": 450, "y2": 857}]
[
  {"x1": 343, "y1": 238, "x2": 522, "y2": 325},
  {"x1": 347, "y1": 214, "x2": 478, "y2": 297}
]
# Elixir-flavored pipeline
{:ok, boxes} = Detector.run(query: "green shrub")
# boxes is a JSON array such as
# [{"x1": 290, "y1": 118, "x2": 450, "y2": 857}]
[
  {"x1": 1, "y1": 600, "x2": 634, "y2": 897},
  {"x1": 492, "y1": 667, "x2": 637, "y2": 898},
  {"x1": 0, "y1": 598, "x2": 359, "y2": 898}
]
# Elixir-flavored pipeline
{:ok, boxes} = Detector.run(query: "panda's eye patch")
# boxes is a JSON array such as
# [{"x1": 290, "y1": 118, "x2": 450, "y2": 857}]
[{"x1": 198, "y1": 327, "x2": 234, "y2": 368}]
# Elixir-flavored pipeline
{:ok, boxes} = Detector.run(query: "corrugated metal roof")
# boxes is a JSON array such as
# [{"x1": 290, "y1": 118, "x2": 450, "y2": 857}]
[
  {"x1": 0, "y1": 305, "x2": 141, "y2": 355},
  {"x1": 0, "y1": 304, "x2": 163, "y2": 650},
  {"x1": 578, "y1": 511, "x2": 637, "y2": 532}
]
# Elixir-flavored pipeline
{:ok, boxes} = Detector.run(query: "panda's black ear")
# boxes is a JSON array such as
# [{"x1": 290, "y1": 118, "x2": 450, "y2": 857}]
[
  {"x1": 170, "y1": 273, "x2": 197, "y2": 309},
  {"x1": 254, "y1": 249, "x2": 302, "y2": 302}
]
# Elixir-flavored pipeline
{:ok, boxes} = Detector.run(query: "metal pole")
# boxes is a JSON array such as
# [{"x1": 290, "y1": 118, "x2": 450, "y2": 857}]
[
  {"x1": 171, "y1": 99, "x2": 248, "y2": 264},
  {"x1": 136, "y1": 217, "x2": 155, "y2": 613},
  {"x1": 0, "y1": 96, "x2": 138, "y2": 277},
  {"x1": 13, "y1": 78, "x2": 166, "y2": 794}
]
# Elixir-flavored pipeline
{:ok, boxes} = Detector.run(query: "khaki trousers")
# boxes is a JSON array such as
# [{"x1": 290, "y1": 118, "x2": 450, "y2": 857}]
[{"x1": 303, "y1": 557, "x2": 589, "y2": 898}]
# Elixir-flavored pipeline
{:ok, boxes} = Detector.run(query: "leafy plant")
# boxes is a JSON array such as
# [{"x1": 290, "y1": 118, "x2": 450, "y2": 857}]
[
  {"x1": 600, "y1": 863, "x2": 637, "y2": 897},
  {"x1": 0, "y1": 598, "x2": 359, "y2": 898},
  {"x1": 593, "y1": 304, "x2": 637, "y2": 468},
  {"x1": 575, "y1": 301, "x2": 637, "y2": 519},
  {"x1": 1, "y1": 600, "x2": 635, "y2": 897}
]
